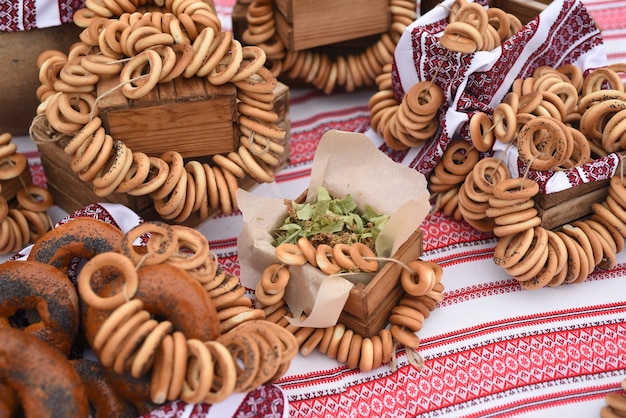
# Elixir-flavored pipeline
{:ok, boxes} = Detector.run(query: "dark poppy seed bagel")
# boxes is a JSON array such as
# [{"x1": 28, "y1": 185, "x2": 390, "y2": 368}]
[
  {"x1": 0, "y1": 327, "x2": 89, "y2": 418},
  {"x1": 71, "y1": 358, "x2": 139, "y2": 418},
  {"x1": 28, "y1": 217, "x2": 124, "y2": 275},
  {"x1": 0, "y1": 259, "x2": 80, "y2": 356},
  {"x1": 83, "y1": 262, "x2": 220, "y2": 349}
]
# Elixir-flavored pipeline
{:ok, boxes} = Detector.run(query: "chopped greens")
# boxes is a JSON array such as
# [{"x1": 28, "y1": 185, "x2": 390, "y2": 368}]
[{"x1": 273, "y1": 186, "x2": 390, "y2": 251}]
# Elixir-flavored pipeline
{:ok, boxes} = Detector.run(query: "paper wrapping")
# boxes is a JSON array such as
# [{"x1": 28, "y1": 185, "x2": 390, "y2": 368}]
[
  {"x1": 391, "y1": 0, "x2": 610, "y2": 193},
  {"x1": 237, "y1": 130, "x2": 430, "y2": 328}
]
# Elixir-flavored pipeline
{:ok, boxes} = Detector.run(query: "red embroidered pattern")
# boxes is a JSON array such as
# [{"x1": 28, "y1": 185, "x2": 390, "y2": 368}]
[{"x1": 285, "y1": 321, "x2": 626, "y2": 417}]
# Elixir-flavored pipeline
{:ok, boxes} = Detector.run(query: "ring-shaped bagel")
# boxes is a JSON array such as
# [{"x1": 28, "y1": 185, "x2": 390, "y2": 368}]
[
  {"x1": 400, "y1": 260, "x2": 436, "y2": 296},
  {"x1": 78, "y1": 252, "x2": 139, "y2": 310},
  {"x1": 28, "y1": 217, "x2": 124, "y2": 275},
  {"x1": 119, "y1": 49, "x2": 162, "y2": 99},
  {"x1": 0, "y1": 327, "x2": 89, "y2": 417},
  {"x1": 83, "y1": 263, "x2": 220, "y2": 347},
  {"x1": 122, "y1": 221, "x2": 178, "y2": 266},
  {"x1": 0, "y1": 260, "x2": 80, "y2": 356}
]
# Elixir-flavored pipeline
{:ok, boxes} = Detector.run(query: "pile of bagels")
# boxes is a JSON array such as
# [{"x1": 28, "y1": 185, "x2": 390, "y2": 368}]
[
  {"x1": 254, "y1": 234, "x2": 445, "y2": 372},
  {"x1": 34, "y1": 0, "x2": 286, "y2": 222},
  {"x1": 431, "y1": 60, "x2": 626, "y2": 290},
  {"x1": 0, "y1": 217, "x2": 299, "y2": 416},
  {"x1": 0, "y1": 130, "x2": 54, "y2": 254},
  {"x1": 369, "y1": 0, "x2": 524, "y2": 150}
]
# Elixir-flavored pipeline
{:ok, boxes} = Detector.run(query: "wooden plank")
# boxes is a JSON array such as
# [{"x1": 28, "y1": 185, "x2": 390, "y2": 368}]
[
  {"x1": 104, "y1": 93, "x2": 236, "y2": 158},
  {"x1": 342, "y1": 228, "x2": 423, "y2": 321},
  {"x1": 535, "y1": 178, "x2": 609, "y2": 210},
  {"x1": 0, "y1": 169, "x2": 32, "y2": 202},
  {"x1": 174, "y1": 75, "x2": 208, "y2": 101},
  {"x1": 37, "y1": 141, "x2": 153, "y2": 213},
  {"x1": 96, "y1": 73, "x2": 128, "y2": 112},
  {"x1": 338, "y1": 285, "x2": 405, "y2": 337},
  {"x1": 536, "y1": 185, "x2": 609, "y2": 230}
]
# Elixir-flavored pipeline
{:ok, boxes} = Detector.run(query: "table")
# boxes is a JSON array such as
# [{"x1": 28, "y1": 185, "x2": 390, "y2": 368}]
[{"x1": 5, "y1": 0, "x2": 626, "y2": 417}]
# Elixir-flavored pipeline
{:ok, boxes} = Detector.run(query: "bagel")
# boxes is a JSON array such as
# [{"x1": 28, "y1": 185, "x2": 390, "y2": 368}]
[
  {"x1": 0, "y1": 259, "x2": 80, "y2": 356},
  {"x1": 28, "y1": 217, "x2": 124, "y2": 276},
  {"x1": 71, "y1": 358, "x2": 138, "y2": 418},
  {"x1": 0, "y1": 327, "x2": 89, "y2": 418},
  {"x1": 82, "y1": 262, "x2": 220, "y2": 350}
]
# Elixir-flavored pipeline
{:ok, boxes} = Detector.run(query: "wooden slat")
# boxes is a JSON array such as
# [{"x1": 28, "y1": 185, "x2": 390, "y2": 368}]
[
  {"x1": 101, "y1": 78, "x2": 237, "y2": 158},
  {"x1": 37, "y1": 141, "x2": 152, "y2": 212},
  {"x1": 536, "y1": 185, "x2": 609, "y2": 230}
]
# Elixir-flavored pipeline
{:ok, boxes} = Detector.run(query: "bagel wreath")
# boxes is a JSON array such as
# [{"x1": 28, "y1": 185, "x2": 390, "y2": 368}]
[
  {"x1": 257, "y1": 239, "x2": 445, "y2": 372},
  {"x1": 242, "y1": 0, "x2": 418, "y2": 93},
  {"x1": 32, "y1": 0, "x2": 287, "y2": 223}
]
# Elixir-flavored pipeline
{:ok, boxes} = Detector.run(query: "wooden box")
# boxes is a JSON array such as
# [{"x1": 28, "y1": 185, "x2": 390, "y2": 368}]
[
  {"x1": 97, "y1": 75, "x2": 237, "y2": 159},
  {"x1": 0, "y1": 23, "x2": 83, "y2": 135},
  {"x1": 38, "y1": 81, "x2": 291, "y2": 226},
  {"x1": 420, "y1": 0, "x2": 552, "y2": 24},
  {"x1": 294, "y1": 191, "x2": 423, "y2": 337},
  {"x1": 0, "y1": 167, "x2": 33, "y2": 203},
  {"x1": 339, "y1": 227, "x2": 423, "y2": 337},
  {"x1": 273, "y1": 0, "x2": 389, "y2": 51},
  {"x1": 232, "y1": 0, "x2": 391, "y2": 89},
  {"x1": 534, "y1": 179, "x2": 610, "y2": 230}
]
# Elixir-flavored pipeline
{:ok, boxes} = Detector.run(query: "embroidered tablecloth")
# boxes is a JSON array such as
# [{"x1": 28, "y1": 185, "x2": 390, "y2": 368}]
[{"x1": 4, "y1": 0, "x2": 626, "y2": 417}]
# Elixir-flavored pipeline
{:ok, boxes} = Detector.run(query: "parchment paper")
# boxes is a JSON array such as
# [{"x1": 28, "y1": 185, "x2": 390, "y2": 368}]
[{"x1": 237, "y1": 130, "x2": 430, "y2": 327}]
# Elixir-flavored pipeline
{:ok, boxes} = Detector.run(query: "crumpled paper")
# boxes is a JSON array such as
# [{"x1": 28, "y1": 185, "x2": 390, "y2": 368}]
[{"x1": 237, "y1": 130, "x2": 430, "y2": 328}]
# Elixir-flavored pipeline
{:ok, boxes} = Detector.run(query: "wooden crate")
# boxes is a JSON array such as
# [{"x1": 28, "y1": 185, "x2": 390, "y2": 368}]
[
  {"x1": 294, "y1": 191, "x2": 423, "y2": 338},
  {"x1": 273, "y1": 0, "x2": 389, "y2": 51},
  {"x1": 97, "y1": 75, "x2": 237, "y2": 159},
  {"x1": 38, "y1": 81, "x2": 291, "y2": 226},
  {"x1": 534, "y1": 179, "x2": 610, "y2": 230},
  {"x1": 0, "y1": 167, "x2": 33, "y2": 203},
  {"x1": 339, "y1": 228, "x2": 423, "y2": 337},
  {"x1": 232, "y1": 0, "x2": 389, "y2": 89}
]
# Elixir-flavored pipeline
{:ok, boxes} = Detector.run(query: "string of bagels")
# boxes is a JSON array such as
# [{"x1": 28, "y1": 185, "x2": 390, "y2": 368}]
[
  {"x1": 366, "y1": 0, "x2": 626, "y2": 290},
  {"x1": 257, "y1": 237, "x2": 445, "y2": 371},
  {"x1": 32, "y1": 0, "x2": 287, "y2": 223},
  {"x1": 0, "y1": 130, "x2": 55, "y2": 254}
]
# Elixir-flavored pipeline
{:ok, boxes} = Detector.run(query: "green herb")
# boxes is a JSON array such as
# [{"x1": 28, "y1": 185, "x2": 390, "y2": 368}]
[{"x1": 273, "y1": 186, "x2": 389, "y2": 251}]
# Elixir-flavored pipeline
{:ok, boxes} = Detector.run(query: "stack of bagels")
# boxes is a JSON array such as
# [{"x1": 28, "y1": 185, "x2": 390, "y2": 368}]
[
  {"x1": 0, "y1": 217, "x2": 298, "y2": 415},
  {"x1": 0, "y1": 130, "x2": 54, "y2": 254},
  {"x1": 431, "y1": 61, "x2": 626, "y2": 290}
]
